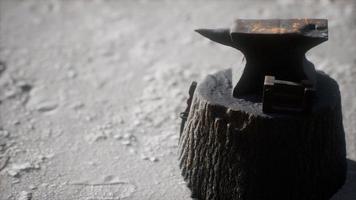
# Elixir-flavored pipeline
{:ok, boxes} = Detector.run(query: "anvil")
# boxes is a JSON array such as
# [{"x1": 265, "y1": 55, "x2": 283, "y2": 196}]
[{"x1": 196, "y1": 19, "x2": 328, "y2": 113}]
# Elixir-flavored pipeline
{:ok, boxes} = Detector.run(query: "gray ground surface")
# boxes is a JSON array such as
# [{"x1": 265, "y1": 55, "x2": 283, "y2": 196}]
[{"x1": 0, "y1": 0, "x2": 355, "y2": 199}]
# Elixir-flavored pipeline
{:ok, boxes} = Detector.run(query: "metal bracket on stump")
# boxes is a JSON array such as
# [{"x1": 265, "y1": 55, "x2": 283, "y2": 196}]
[{"x1": 262, "y1": 76, "x2": 315, "y2": 113}]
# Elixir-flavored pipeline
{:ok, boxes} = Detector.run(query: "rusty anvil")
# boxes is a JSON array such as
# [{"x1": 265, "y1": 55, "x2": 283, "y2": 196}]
[{"x1": 196, "y1": 19, "x2": 328, "y2": 113}]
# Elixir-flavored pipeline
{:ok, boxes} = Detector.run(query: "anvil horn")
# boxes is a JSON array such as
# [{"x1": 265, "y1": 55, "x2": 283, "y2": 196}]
[{"x1": 195, "y1": 29, "x2": 234, "y2": 48}]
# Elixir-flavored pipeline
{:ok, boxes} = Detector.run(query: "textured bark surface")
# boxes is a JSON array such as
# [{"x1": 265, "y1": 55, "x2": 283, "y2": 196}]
[{"x1": 178, "y1": 69, "x2": 347, "y2": 200}]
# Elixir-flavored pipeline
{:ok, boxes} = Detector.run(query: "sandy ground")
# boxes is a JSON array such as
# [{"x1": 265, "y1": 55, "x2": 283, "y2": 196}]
[{"x1": 0, "y1": 0, "x2": 355, "y2": 199}]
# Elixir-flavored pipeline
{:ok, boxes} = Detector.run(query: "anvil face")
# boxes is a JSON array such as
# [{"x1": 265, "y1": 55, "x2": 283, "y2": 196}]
[
  {"x1": 196, "y1": 19, "x2": 328, "y2": 99},
  {"x1": 231, "y1": 19, "x2": 328, "y2": 37}
]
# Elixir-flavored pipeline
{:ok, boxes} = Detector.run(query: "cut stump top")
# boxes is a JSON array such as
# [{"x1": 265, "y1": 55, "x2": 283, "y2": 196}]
[{"x1": 197, "y1": 69, "x2": 340, "y2": 118}]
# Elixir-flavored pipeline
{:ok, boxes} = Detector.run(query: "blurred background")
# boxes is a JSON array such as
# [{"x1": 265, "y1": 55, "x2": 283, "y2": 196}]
[{"x1": 0, "y1": 0, "x2": 355, "y2": 199}]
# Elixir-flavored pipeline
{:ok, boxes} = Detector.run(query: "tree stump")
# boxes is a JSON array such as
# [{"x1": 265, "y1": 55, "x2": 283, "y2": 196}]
[{"x1": 178, "y1": 69, "x2": 346, "y2": 200}]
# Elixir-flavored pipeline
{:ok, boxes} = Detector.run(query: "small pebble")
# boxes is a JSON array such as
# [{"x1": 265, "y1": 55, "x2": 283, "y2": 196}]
[
  {"x1": 149, "y1": 157, "x2": 159, "y2": 162},
  {"x1": 85, "y1": 132, "x2": 107, "y2": 143},
  {"x1": 141, "y1": 155, "x2": 149, "y2": 160},
  {"x1": 128, "y1": 148, "x2": 137, "y2": 154},
  {"x1": 28, "y1": 185, "x2": 37, "y2": 190},
  {"x1": 36, "y1": 101, "x2": 58, "y2": 112},
  {"x1": 7, "y1": 162, "x2": 39, "y2": 177},
  {"x1": 67, "y1": 70, "x2": 77, "y2": 78},
  {"x1": 133, "y1": 120, "x2": 141, "y2": 126},
  {"x1": 123, "y1": 133, "x2": 131, "y2": 139},
  {"x1": 141, "y1": 155, "x2": 159, "y2": 162},
  {"x1": 71, "y1": 102, "x2": 84, "y2": 110},
  {"x1": 17, "y1": 82, "x2": 32, "y2": 92},
  {"x1": 12, "y1": 179, "x2": 20, "y2": 184},
  {"x1": 7, "y1": 169, "x2": 20, "y2": 177},
  {"x1": 118, "y1": 118, "x2": 125, "y2": 124},
  {"x1": 103, "y1": 175, "x2": 115, "y2": 183},
  {"x1": 121, "y1": 140, "x2": 131, "y2": 146},
  {"x1": 87, "y1": 161, "x2": 97, "y2": 166},
  {"x1": 40, "y1": 183, "x2": 49, "y2": 188},
  {"x1": 13, "y1": 120, "x2": 21, "y2": 126},
  {"x1": 113, "y1": 134, "x2": 123, "y2": 140},
  {"x1": 143, "y1": 75, "x2": 154, "y2": 82},
  {"x1": 4, "y1": 89, "x2": 17, "y2": 99}
]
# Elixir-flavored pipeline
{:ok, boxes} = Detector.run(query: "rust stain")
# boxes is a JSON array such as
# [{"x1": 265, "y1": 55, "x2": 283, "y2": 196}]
[{"x1": 250, "y1": 25, "x2": 288, "y2": 34}]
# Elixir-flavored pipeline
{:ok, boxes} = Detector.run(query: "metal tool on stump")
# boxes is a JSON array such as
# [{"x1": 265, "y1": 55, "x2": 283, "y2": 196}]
[
  {"x1": 196, "y1": 19, "x2": 328, "y2": 113},
  {"x1": 179, "y1": 19, "x2": 346, "y2": 200}
]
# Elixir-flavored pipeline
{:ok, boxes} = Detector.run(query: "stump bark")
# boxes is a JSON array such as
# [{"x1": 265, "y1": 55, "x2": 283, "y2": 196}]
[{"x1": 178, "y1": 69, "x2": 346, "y2": 200}]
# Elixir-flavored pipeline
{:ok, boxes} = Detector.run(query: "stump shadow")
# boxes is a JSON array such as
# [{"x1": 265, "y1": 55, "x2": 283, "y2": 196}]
[{"x1": 331, "y1": 159, "x2": 356, "y2": 200}]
